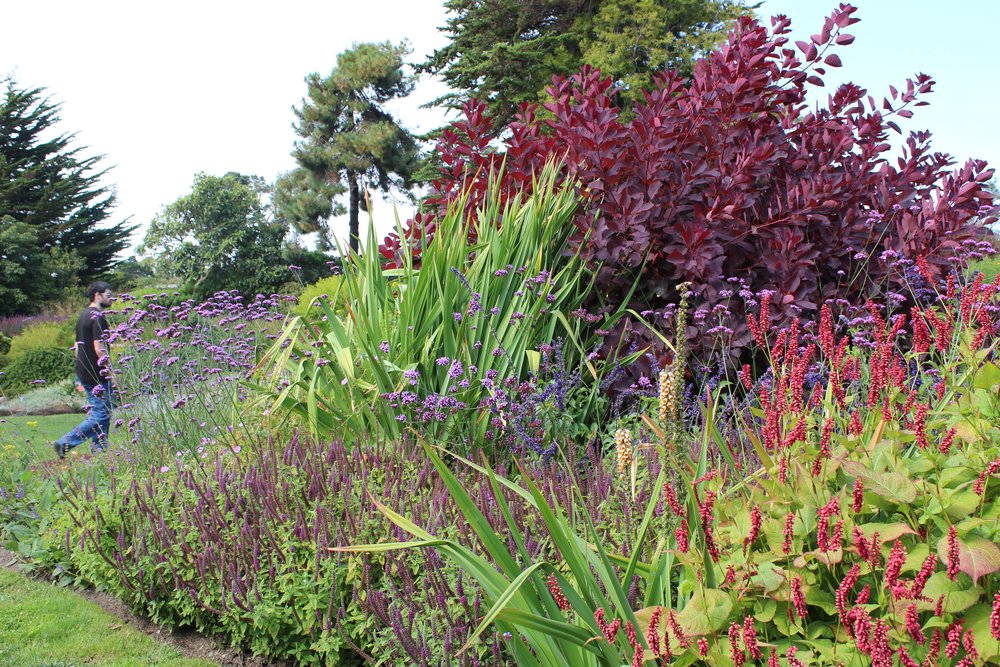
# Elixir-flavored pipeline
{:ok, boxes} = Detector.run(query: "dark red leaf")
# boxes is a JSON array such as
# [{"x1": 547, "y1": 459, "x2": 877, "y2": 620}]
[{"x1": 825, "y1": 54, "x2": 842, "y2": 67}]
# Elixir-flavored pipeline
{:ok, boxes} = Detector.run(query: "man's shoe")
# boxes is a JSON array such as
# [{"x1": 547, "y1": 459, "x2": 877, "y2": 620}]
[{"x1": 53, "y1": 441, "x2": 66, "y2": 459}]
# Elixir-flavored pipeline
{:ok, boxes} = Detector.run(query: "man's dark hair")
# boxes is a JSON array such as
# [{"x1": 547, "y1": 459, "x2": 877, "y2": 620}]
[{"x1": 86, "y1": 281, "x2": 113, "y2": 301}]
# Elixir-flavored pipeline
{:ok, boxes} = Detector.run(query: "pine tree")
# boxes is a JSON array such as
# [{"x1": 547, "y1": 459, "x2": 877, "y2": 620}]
[
  {"x1": 0, "y1": 78, "x2": 133, "y2": 284},
  {"x1": 421, "y1": 0, "x2": 749, "y2": 131},
  {"x1": 278, "y1": 42, "x2": 419, "y2": 252}
]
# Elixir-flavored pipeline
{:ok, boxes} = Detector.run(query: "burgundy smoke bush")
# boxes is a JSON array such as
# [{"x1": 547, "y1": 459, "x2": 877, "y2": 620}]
[{"x1": 382, "y1": 4, "x2": 995, "y2": 362}]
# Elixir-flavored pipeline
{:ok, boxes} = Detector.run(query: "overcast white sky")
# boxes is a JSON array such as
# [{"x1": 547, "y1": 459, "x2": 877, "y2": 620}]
[{"x1": 3, "y1": 1, "x2": 998, "y2": 254}]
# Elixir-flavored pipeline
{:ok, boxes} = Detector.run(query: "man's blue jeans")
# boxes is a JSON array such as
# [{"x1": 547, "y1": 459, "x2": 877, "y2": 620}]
[{"x1": 56, "y1": 381, "x2": 114, "y2": 453}]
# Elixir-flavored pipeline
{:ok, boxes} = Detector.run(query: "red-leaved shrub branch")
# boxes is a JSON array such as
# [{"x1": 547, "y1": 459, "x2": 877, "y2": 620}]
[{"x1": 382, "y1": 3, "x2": 996, "y2": 362}]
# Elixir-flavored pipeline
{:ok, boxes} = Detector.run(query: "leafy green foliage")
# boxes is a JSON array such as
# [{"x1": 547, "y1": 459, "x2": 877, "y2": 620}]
[
  {"x1": 292, "y1": 275, "x2": 345, "y2": 318},
  {"x1": 6, "y1": 321, "x2": 73, "y2": 362},
  {"x1": 278, "y1": 41, "x2": 419, "y2": 252},
  {"x1": 0, "y1": 216, "x2": 86, "y2": 316},
  {"x1": 0, "y1": 347, "x2": 73, "y2": 396},
  {"x1": 421, "y1": 0, "x2": 748, "y2": 130},
  {"x1": 262, "y1": 165, "x2": 628, "y2": 450},
  {"x1": 139, "y1": 172, "x2": 289, "y2": 299}
]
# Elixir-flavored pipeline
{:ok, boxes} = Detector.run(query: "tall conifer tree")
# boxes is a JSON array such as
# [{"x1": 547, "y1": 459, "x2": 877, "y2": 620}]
[
  {"x1": 0, "y1": 78, "x2": 133, "y2": 284},
  {"x1": 278, "y1": 42, "x2": 419, "y2": 252}
]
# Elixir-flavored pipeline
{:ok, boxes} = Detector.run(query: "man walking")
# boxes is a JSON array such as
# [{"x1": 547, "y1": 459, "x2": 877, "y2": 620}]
[{"x1": 54, "y1": 281, "x2": 115, "y2": 458}]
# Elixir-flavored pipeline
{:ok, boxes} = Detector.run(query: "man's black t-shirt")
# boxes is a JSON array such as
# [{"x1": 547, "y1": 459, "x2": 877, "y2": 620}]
[{"x1": 75, "y1": 306, "x2": 109, "y2": 386}]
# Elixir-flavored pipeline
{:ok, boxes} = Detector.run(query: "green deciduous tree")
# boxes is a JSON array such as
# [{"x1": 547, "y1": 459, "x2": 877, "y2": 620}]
[
  {"x1": 139, "y1": 172, "x2": 289, "y2": 299},
  {"x1": 278, "y1": 41, "x2": 420, "y2": 252},
  {"x1": 0, "y1": 78, "x2": 133, "y2": 292},
  {"x1": 422, "y1": 0, "x2": 748, "y2": 129}
]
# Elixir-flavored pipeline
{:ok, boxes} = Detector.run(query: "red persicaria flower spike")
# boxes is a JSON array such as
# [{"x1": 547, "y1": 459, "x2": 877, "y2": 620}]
[
  {"x1": 768, "y1": 647, "x2": 780, "y2": 667},
  {"x1": 991, "y1": 591, "x2": 1000, "y2": 641},
  {"x1": 724, "y1": 565, "x2": 737, "y2": 586},
  {"x1": 743, "y1": 615, "x2": 762, "y2": 660},
  {"x1": 849, "y1": 410, "x2": 863, "y2": 436},
  {"x1": 935, "y1": 595, "x2": 945, "y2": 617},
  {"x1": 675, "y1": 519, "x2": 690, "y2": 553},
  {"x1": 974, "y1": 459, "x2": 1000, "y2": 495},
  {"x1": 905, "y1": 603, "x2": 925, "y2": 645},
  {"x1": 819, "y1": 303, "x2": 835, "y2": 357},
  {"x1": 668, "y1": 611, "x2": 689, "y2": 648},
  {"x1": 836, "y1": 563, "x2": 861, "y2": 618},
  {"x1": 935, "y1": 379, "x2": 947, "y2": 402},
  {"x1": 868, "y1": 531, "x2": 881, "y2": 570},
  {"x1": 897, "y1": 646, "x2": 920, "y2": 667},
  {"x1": 945, "y1": 620, "x2": 963, "y2": 659},
  {"x1": 914, "y1": 404, "x2": 930, "y2": 449},
  {"x1": 744, "y1": 506, "x2": 763, "y2": 554},
  {"x1": 728, "y1": 622, "x2": 746, "y2": 667},
  {"x1": 595, "y1": 608, "x2": 621, "y2": 642},
  {"x1": 911, "y1": 553, "x2": 938, "y2": 599},
  {"x1": 938, "y1": 427, "x2": 958, "y2": 455},
  {"x1": 912, "y1": 307, "x2": 931, "y2": 354},
  {"x1": 740, "y1": 363, "x2": 753, "y2": 390},
  {"x1": 791, "y1": 576, "x2": 808, "y2": 619},
  {"x1": 663, "y1": 483, "x2": 684, "y2": 515},
  {"x1": 782, "y1": 511, "x2": 795, "y2": 555},
  {"x1": 852, "y1": 477, "x2": 864, "y2": 513},
  {"x1": 547, "y1": 574, "x2": 570, "y2": 611},
  {"x1": 855, "y1": 583, "x2": 871, "y2": 605},
  {"x1": 947, "y1": 526, "x2": 960, "y2": 580},
  {"x1": 697, "y1": 637, "x2": 709, "y2": 657},
  {"x1": 852, "y1": 526, "x2": 870, "y2": 561},
  {"x1": 962, "y1": 628, "x2": 978, "y2": 661},
  {"x1": 625, "y1": 621, "x2": 643, "y2": 667},
  {"x1": 853, "y1": 608, "x2": 873, "y2": 655},
  {"x1": 646, "y1": 607, "x2": 662, "y2": 657},
  {"x1": 927, "y1": 629, "x2": 942, "y2": 663},
  {"x1": 885, "y1": 539, "x2": 907, "y2": 589},
  {"x1": 916, "y1": 255, "x2": 934, "y2": 283},
  {"x1": 778, "y1": 456, "x2": 789, "y2": 484},
  {"x1": 830, "y1": 519, "x2": 845, "y2": 551},
  {"x1": 786, "y1": 644, "x2": 805, "y2": 667},
  {"x1": 871, "y1": 620, "x2": 892, "y2": 667}
]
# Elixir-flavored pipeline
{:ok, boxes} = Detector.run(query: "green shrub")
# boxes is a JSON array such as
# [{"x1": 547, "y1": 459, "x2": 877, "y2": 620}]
[
  {"x1": 292, "y1": 275, "x2": 345, "y2": 317},
  {"x1": 0, "y1": 332, "x2": 11, "y2": 356},
  {"x1": 0, "y1": 347, "x2": 74, "y2": 396},
  {"x1": 7, "y1": 321, "x2": 74, "y2": 362}
]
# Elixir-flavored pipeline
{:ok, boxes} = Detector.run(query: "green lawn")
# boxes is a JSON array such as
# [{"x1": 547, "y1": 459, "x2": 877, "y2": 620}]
[
  {"x1": 1, "y1": 414, "x2": 82, "y2": 460},
  {"x1": 0, "y1": 567, "x2": 216, "y2": 667},
  {"x1": 971, "y1": 255, "x2": 1000, "y2": 282}
]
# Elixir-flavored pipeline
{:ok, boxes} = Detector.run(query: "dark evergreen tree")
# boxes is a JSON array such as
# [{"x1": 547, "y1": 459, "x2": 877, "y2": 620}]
[
  {"x1": 278, "y1": 42, "x2": 420, "y2": 252},
  {"x1": 421, "y1": 0, "x2": 749, "y2": 130},
  {"x1": 0, "y1": 78, "x2": 133, "y2": 281}
]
